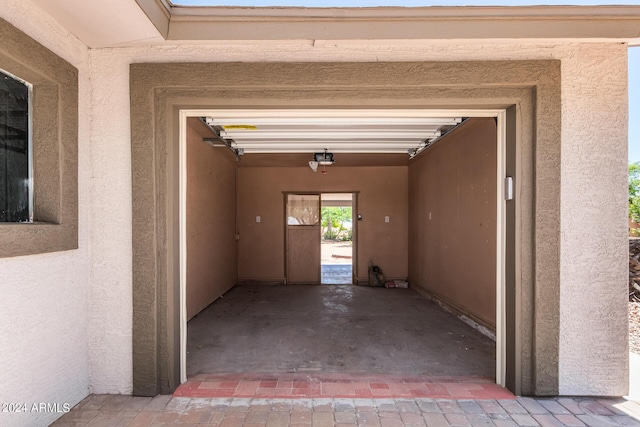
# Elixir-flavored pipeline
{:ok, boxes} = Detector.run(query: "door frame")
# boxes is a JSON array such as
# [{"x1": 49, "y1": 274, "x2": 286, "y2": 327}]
[
  {"x1": 177, "y1": 108, "x2": 508, "y2": 387},
  {"x1": 282, "y1": 191, "x2": 358, "y2": 285},
  {"x1": 319, "y1": 192, "x2": 357, "y2": 286},
  {"x1": 131, "y1": 60, "x2": 562, "y2": 397}
]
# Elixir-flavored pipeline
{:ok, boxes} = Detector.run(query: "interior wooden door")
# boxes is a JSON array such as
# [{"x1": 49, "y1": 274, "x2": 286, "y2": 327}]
[{"x1": 286, "y1": 194, "x2": 321, "y2": 284}]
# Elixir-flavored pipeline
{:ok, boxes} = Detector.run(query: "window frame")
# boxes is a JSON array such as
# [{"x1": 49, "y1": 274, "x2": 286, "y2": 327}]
[{"x1": 0, "y1": 18, "x2": 79, "y2": 257}]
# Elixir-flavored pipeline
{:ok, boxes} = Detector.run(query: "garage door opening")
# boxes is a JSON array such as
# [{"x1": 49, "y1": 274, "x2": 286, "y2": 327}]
[{"x1": 179, "y1": 109, "x2": 507, "y2": 391}]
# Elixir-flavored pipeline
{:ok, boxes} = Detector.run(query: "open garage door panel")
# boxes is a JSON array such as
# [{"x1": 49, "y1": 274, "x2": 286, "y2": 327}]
[{"x1": 201, "y1": 110, "x2": 464, "y2": 160}]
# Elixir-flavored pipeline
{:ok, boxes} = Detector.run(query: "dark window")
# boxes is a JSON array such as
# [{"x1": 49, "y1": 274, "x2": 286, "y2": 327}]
[{"x1": 0, "y1": 69, "x2": 31, "y2": 223}]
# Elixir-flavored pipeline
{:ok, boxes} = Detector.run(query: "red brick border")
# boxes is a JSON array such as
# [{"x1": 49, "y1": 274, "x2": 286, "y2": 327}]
[{"x1": 174, "y1": 374, "x2": 514, "y2": 400}]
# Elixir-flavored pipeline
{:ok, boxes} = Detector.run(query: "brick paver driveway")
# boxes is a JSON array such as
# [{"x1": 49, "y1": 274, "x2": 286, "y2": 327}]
[{"x1": 51, "y1": 395, "x2": 640, "y2": 427}]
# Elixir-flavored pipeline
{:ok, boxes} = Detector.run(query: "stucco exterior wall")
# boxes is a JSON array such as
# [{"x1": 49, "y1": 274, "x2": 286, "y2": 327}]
[
  {"x1": 0, "y1": 1, "x2": 91, "y2": 426},
  {"x1": 558, "y1": 43, "x2": 629, "y2": 395},
  {"x1": 90, "y1": 41, "x2": 627, "y2": 395},
  {"x1": 87, "y1": 44, "x2": 135, "y2": 396},
  {"x1": 0, "y1": 0, "x2": 628, "y2": 403}
]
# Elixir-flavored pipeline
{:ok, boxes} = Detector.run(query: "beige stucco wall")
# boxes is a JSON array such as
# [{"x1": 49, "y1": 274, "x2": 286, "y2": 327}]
[
  {"x1": 117, "y1": 42, "x2": 628, "y2": 395},
  {"x1": 557, "y1": 44, "x2": 629, "y2": 395},
  {"x1": 0, "y1": 2, "x2": 91, "y2": 426},
  {"x1": 237, "y1": 166, "x2": 408, "y2": 282},
  {"x1": 97, "y1": 42, "x2": 627, "y2": 396},
  {"x1": 408, "y1": 118, "x2": 498, "y2": 329},
  {"x1": 186, "y1": 119, "x2": 237, "y2": 320}
]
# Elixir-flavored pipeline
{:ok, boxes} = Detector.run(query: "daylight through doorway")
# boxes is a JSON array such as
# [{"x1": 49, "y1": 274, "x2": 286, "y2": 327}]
[{"x1": 321, "y1": 193, "x2": 354, "y2": 284}]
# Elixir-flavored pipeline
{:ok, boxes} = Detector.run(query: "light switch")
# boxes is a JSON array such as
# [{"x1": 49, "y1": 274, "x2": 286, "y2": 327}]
[
  {"x1": 256, "y1": 216, "x2": 261, "y2": 223},
  {"x1": 384, "y1": 216, "x2": 390, "y2": 223}
]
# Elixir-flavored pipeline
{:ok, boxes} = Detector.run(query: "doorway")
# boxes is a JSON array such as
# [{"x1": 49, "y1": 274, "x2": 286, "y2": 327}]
[
  {"x1": 321, "y1": 193, "x2": 354, "y2": 285},
  {"x1": 181, "y1": 109, "x2": 509, "y2": 390},
  {"x1": 284, "y1": 192, "x2": 357, "y2": 285}
]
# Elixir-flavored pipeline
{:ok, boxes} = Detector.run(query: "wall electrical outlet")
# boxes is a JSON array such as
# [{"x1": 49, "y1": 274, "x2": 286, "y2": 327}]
[
  {"x1": 384, "y1": 216, "x2": 390, "y2": 223},
  {"x1": 256, "y1": 216, "x2": 261, "y2": 223}
]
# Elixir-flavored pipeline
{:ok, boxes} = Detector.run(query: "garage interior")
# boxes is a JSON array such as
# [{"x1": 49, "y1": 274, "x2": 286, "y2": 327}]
[{"x1": 185, "y1": 111, "x2": 499, "y2": 383}]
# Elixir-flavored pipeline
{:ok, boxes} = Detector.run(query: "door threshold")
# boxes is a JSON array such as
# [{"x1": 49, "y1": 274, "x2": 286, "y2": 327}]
[{"x1": 174, "y1": 373, "x2": 513, "y2": 400}]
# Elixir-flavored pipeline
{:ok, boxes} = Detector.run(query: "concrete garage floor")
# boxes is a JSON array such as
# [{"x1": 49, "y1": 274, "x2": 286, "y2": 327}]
[{"x1": 187, "y1": 283, "x2": 495, "y2": 378}]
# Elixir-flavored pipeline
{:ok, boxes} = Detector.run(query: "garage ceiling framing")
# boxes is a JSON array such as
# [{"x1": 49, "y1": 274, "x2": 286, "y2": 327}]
[{"x1": 203, "y1": 109, "x2": 464, "y2": 156}]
